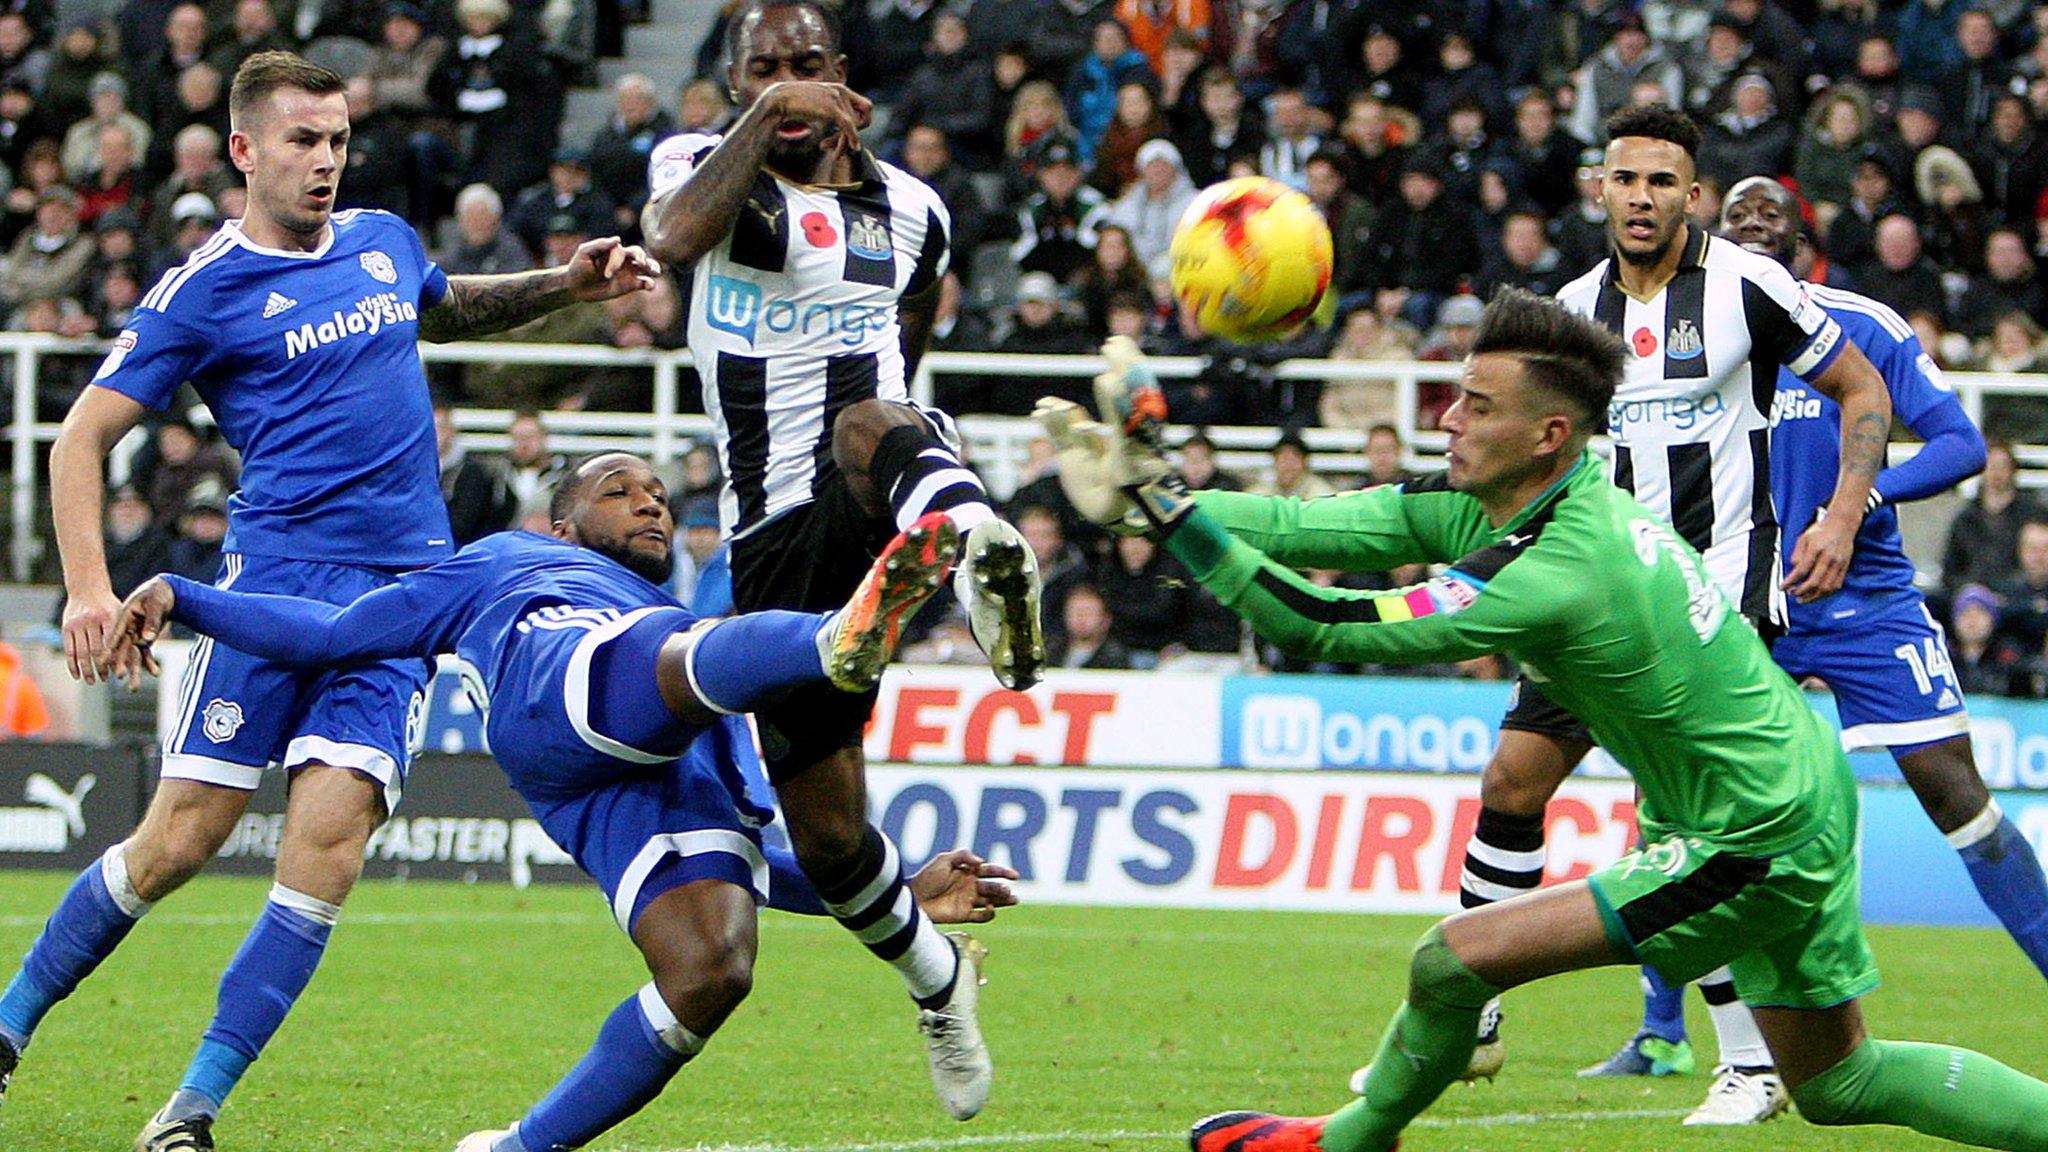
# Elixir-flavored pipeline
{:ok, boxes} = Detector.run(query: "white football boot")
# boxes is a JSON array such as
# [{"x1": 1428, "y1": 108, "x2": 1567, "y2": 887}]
[
  {"x1": 1683, "y1": 1065, "x2": 1790, "y2": 1125},
  {"x1": 955, "y1": 519, "x2": 1044, "y2": 691},
  {"x1": 452, "y1": 1130, "x2": 511, "y2": 1152},
  {"x1": 919, "y1": 932, "x2": 992, "y2": 1120}
]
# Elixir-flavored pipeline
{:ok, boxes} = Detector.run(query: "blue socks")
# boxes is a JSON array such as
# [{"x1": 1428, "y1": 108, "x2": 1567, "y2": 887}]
[
  {"x1": 499, "y1": 985, "x2": 701, "y2": 1152},
  {"x1": 1638, "y1": 967, "x2": 1687, "y2": 1043},
  {"x1": 170, "y1": 886, "x2": 339, "y2": 1120},
  {"x1": 0, "y1": 844, "x2": 152, "y2": 1050},
  {"x1": 1952, "y1": 803, "x2": 2048, "y2": 979},
  {"x1": 686, "y1": 610, "x2": 833, "y2": 713}
]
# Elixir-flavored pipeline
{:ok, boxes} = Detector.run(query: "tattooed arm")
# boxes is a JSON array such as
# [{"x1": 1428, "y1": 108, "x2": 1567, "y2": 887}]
[
  {"x1": 640, "y1": 80, "x2": 871, "y2": 267},
  {"x1": 1785, "y1": 340, "x2": 1894, "y2": 603},
  {"x1": 419, "y1": 237, "x2": 660, "y2": 342}
]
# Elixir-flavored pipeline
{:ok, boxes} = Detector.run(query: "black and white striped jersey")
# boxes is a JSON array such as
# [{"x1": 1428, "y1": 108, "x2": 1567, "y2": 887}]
[
  {"x1": 649, "y1": 134, "x2": 951, "y2": 537},
  {"x1": 1555, "y1": 224, "x2": 1846, "y2": 622}
]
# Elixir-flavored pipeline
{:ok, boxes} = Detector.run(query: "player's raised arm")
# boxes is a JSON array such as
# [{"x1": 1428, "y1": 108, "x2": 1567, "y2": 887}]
[
  {"x1": 639, "y1": 80, "x2": 871, "y2": 268},
  {"x1": 1165, "y1": 507, "x2": 1571, "y2": 667},
  {"x1": 1077, "y1": 338, "x2": 1490, "y2": 570},
  {"x1": 51, "y1": 387, "x2": 150, "y2": 683},
  {"x1": 1191, "y1": 483, "x2": 1483, "y2": 573},
  {"x1": 417, "y1": 237, "x2": 661, "y2": 342}
]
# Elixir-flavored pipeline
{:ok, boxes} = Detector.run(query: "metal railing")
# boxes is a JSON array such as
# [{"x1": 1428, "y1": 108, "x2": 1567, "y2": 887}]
[{"x1": 5, "y1": 332, "x2": 2047, "y2": 581}]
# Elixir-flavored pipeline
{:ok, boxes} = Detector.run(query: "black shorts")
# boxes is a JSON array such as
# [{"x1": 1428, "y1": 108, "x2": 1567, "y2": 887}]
[
  {"x1": 1499, "y1": 613, "x2": 1776, "y2": 745},
  {"x1": 1500, "y1": 676, "x2": 1591, "y2": 743},
  {"x1": 729, "y1": 473, "x2": 897, "y2": 779}
]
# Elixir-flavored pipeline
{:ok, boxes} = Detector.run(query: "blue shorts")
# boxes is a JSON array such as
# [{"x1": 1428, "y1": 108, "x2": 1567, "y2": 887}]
[
  {"x1": 1773, "y1": 596, "x2": 1970, "y2": 754},
  {"x1": 163, "y1": 553, "x2": 432, "y2": 813},
  {"x1": 488, "y1": 605, "x2": 775, "y2": 933}
]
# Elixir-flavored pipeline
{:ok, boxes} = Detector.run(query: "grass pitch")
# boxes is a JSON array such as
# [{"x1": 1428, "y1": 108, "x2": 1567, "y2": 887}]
[{"x1": 0, "y1": 870, "x2": 2042, "y2": 1152}]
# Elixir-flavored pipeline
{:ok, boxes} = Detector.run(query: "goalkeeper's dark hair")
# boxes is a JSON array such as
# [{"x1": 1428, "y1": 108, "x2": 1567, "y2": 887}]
[
  {"x1": 1472, "y1": 288, "x2": 1626, "y2": 434},
  {"x1": 1604, "y1": 103, "x2": 1700, "y2": 159},
  {"x1": 725, "y1": 0, "x2": 842, "y2": 63}
]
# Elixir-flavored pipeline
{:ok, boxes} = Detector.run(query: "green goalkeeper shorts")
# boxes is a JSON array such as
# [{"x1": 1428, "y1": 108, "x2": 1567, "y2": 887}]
[{"x1": 1587, "y1": 813, "x2": 1880, "y2": 1010}]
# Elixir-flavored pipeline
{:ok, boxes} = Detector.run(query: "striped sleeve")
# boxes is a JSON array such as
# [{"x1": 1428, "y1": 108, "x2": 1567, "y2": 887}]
[
  {"x1": 1743, "y1": 261, "x2": 1845, "y2": 384},
  {"x1": 905, "y1": 205, "x2": 949, "y2": 296},
  {"x1": 648, "y1": 132, "x2": 723, "y2": 200}
]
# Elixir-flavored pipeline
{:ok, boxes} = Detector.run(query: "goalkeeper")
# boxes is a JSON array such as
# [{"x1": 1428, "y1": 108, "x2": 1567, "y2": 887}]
[{"x1": 1039, "y1": 289, "x2": 2048, "y2": 1152}]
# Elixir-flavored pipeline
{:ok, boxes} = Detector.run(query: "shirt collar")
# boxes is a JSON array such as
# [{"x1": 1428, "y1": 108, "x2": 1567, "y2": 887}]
[{"x1": 1602, "y1": 220, "x2": 1710, "y2": 288}]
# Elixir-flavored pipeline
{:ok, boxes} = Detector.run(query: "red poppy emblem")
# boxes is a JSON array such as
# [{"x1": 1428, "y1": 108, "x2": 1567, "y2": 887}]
[
  {"x1": 801, "y1": 211, "x2": 836, "y2": 247},
  {"x1": 1632, "y1": 326, "x2": 1658, "y2": 357}
]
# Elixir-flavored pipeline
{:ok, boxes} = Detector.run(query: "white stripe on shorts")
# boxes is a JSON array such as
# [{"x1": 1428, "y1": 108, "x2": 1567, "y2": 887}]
[
  {"x1": 1839, "y1": 712, "x2": 1970, "y2": 753},
  {"x1": 611, "y1": 828, "x2": 769, "y2": 932},
  {"x1": 284, "y1": 735, "x2": 403, "y2": 815},
  {"x1": 564, "y1": 606, "x2": 676, "y2": 765},
  {"x1": 159, "y1": 751, "x2": 269, "y2": 791}
]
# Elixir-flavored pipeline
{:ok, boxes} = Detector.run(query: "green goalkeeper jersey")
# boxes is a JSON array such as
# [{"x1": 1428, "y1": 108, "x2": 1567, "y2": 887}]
[{"x1": 1170, "y1": 450, "x2": 1852, "y2": 858}]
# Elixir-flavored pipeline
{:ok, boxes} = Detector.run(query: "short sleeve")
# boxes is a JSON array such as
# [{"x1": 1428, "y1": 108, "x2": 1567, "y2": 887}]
[
  {"x1": 90, "y1": 306, "x2": 207, "y2": 411},
  {"x1": 398, "y1": 213, "x2": 449, "y2": 306},
  {"x1": 648, "y1": 132, "x2": 722, "y2": 201},
  {"x1": 1885, "y1": 330, "x2": 1957, "y2": 428},
  {"x1": 1740, "y1": 262, "x2": 1845, "y2": 384},
  {"x1": 905, "y1": 202, "x2": 950, "y2": 296}
]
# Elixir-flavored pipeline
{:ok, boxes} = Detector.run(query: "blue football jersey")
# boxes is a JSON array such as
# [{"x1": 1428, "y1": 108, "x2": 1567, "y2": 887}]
[
  {"x1": 166, "y1": 530, "x2": 686, "y2": 710},
  {"x1": 92, "y1": 210, "x2": 453, "y2": 567},
  {"x1": 1771, "y1": 284, "x2": 1964, "y2": 630}
]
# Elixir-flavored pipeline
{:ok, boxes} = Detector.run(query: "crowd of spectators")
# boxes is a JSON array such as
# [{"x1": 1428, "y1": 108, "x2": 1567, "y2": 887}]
[
  {"x1": 779, "y1": 0, "x2": 2048, "y2": 689},
  {"x1": 716, "y1": 0, "x2": 2048, "y2": 440},
  {"x1": 0, "y1": 0, "x2": 626, "y2": 408},
  {"x1": 25, "y1": 0, "x2": 2048, "y2": 687}
]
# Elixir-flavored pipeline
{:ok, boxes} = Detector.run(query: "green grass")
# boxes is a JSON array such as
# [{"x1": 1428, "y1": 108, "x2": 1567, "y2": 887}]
[{"x1": 0, "y1": 871, "x2": 2042, "y2": 1151}]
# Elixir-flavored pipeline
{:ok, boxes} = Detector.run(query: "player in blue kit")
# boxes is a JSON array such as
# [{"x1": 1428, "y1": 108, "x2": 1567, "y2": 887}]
[
  {"x1": 1740, "y1": 177, "x2": 2048, "y2": 969},
  {"x1": 1587, "y1": 175, "x2": 2048, "y2": 1102},
  {"x1": 0, "y1": 52, "x2": 663, "y2": 1151},
  {"x1": 101, "y1": 454, "x2": 1017, "y2": 1152}
]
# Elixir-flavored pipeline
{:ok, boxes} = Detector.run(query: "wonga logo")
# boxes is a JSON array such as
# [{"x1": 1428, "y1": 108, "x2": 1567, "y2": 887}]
[
  {"x1": 1239, "y1": 694, "x2": 1322, "y2": 768},
  {"x1": 706, "y1": 275, "x2": 763, "y2": 342},
  {"x1": 703, "y1": 274, "x2": 894, "y2": 348}
]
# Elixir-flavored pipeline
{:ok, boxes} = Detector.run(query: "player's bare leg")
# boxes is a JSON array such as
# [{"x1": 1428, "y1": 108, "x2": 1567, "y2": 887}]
[
  {"x1": 835, "y1": 399, "x2": 1044, "y2": 691},
  {"x1": 139, "y1": 762, "x2": 384, "y2": 1152},
  {"x1": 1895, "y1": 736, "x2": 2048, "y2": 977},
  {"x1": 459, "y1": 879, "x2": 758, "y2": 1152},
  {"x1": 0, "y1": 778, "x2": 247, "y2": 1112},
  {"x1": 776, "y1": 748, "x2": 992, "y2": 1120}
]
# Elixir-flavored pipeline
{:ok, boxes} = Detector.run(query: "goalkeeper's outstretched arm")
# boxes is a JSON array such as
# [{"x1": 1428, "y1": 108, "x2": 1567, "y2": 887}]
[{"x1": 1160, "y1": 507, "x2": 1556, "y2": 668}]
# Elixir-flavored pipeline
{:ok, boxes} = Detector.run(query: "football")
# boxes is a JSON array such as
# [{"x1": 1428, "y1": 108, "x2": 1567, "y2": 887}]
[{"x1": 1167, "y1": 176, "x2": 1335, "y2": 344}]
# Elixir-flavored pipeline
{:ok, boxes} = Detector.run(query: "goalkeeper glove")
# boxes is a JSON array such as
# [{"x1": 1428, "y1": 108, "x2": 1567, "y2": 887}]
[{"x1": 1029, "y1": 338, "x2": 1197, "y2": 537}]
